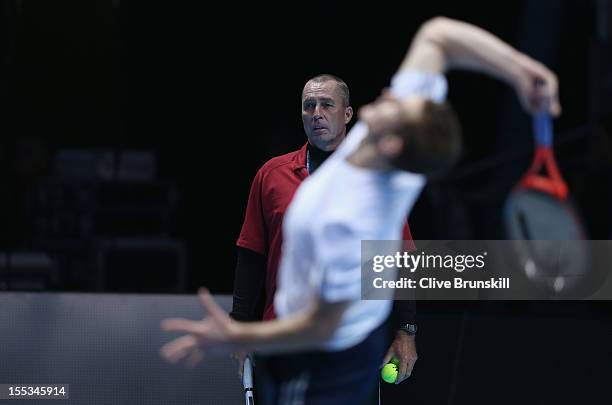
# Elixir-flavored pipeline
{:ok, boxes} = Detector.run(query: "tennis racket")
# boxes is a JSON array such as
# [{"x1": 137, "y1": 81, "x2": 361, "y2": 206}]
[{"x1": 504, "y1": 112, "x2": 589, "y2": 294}]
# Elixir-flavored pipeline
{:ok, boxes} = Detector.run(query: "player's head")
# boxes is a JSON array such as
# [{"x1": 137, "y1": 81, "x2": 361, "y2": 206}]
[
  {"x1": 360, "y1": 95, "x2": 462, "y2": 176},
  {"x1": 302, "y1": 74, "x2": 354, "y2": 151}
]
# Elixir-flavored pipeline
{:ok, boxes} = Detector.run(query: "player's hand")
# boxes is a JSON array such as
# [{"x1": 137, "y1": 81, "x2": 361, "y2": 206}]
[
  {"x1": 514, "y1": 57, "x2": 561, "y2": 117},
  {"x1": 161, "y1": 288, "x2": 240, "y2": 367},
  {"x1": 381, "y1": 331, "x2": 418, "y2": 384}
]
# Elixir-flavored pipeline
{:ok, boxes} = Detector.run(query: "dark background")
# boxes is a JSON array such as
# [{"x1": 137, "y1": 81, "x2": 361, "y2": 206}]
[
  {"x1": 1, "y1": 1, "x2": 611, "y2": 403},
  {"x1": 2, "y1": 0, "x2": 610, "y2": 293}
]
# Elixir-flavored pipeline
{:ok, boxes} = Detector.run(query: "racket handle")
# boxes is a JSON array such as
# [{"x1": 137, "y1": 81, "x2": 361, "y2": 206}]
[
  {"x1": 243, "y1": 356, "x2": 254, "y2": 389},
  {"x1": 533, "y1": 113, "x2": 553, "y2": 147}
]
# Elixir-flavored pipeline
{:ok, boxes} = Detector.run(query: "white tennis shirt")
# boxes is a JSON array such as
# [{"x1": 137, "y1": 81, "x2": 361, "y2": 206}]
[{"x1": 274, "y1": 70, "x2": 448, "y2": 350}]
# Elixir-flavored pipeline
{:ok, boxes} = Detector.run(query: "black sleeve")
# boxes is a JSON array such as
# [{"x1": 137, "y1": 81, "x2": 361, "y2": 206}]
[
  {"x1": 391, "y1": 298, "x2": 417, "y2": 326},
  {"x1": 229, "y1": 247, "x2": 267, "y2": 322},
  {"x1": 366, "y1": 254, "x2": 417, "y2": 326}
]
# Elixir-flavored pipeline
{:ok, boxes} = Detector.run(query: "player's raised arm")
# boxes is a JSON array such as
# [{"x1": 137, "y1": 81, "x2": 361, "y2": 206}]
[{"x1": 399, "y1": 17, "x2": 560, "y2": 116}]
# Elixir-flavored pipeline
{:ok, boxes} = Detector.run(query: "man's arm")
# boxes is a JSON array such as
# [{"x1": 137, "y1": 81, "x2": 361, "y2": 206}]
[
  {"x1": 228, "y1": 247, "x2": 266, "y2": 376},
  {"x1": 230, "y1": 247, "x2": 266, "y2": 322},
  {"x1": 360, "y1": 17, "x2": 561, "y2": 147},
  {"x1": 382, "y1": 224, "x2": 418, "y2": 384},
  {"x1": 231, "y1": 167, "x2": 269, "y2": 323},
  {"x1": 401, "y1": 17, "x2": 560, "y2": 115},
  {"x1": 229, "y1": 166, "x2": 270, "y2": 374},
  {"x1": 161, "y1": 289, "x2": 348, "y2": 365},
  {"x1": 233, "y1": 298, "x2": 348, "y2": 352},
  {"x1": 383, "y1": 299, "x2": 418, "y2": 384}
]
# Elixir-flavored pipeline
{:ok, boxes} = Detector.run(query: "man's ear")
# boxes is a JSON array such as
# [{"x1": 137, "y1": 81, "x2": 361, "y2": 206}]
[
  {"x1": 345, "y1": 106, "x2": 354, "y2": 124},
  {"x1": 378, "y1": 134, "x2": 404, "y2": 158}
]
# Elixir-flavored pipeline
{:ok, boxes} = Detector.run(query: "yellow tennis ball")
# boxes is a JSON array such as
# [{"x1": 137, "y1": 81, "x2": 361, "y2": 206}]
[{"x1": 381, "y1": 363, "x2": 398, "y2": 383}]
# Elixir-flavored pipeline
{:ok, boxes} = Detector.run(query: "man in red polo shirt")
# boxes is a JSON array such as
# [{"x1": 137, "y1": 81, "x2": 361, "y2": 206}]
[{"x1": 231, "y1": 74, "x2": 418, "y2": 384}]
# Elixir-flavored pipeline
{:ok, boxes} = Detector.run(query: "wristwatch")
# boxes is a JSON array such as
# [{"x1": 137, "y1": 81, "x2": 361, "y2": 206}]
[{"x1": 398, "y1": 323, "x2": 417, "y2": 336}]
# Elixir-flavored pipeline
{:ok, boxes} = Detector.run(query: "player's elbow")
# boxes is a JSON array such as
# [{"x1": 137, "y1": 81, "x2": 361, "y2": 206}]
[{"x1": 417, "y1": 16, "x2": 453, "y2": 47}]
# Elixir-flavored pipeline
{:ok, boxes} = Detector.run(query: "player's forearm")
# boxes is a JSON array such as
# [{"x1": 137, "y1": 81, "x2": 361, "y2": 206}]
[
  {"x1": 232, "y1": 301, "x2": 348, "y2": 353},
  {"x1": 233, "y1": 310, "x2": 323, "y2": 352},
  {"x1": 400, "y1": 17, "x2": 530, "y2": 87}
]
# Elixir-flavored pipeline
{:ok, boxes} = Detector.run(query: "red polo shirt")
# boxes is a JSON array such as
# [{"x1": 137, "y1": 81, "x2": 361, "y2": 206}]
[{"x1": 237, "y1": 143, "x2": 415, "y2": 320}]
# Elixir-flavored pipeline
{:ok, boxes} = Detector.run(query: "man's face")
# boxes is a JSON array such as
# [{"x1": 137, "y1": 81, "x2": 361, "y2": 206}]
[{"x1": 302, "y1": 80, "x2": 353, "y2": 151}]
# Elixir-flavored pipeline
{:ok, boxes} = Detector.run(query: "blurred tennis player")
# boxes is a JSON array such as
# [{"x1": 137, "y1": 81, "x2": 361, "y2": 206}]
[{"x1": 161, "y1": 17, "x2": 560, "y2": 404}]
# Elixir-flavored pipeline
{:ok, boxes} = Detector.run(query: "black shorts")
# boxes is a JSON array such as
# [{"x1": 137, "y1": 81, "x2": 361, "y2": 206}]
[{"x1": 257, "y1": 321, "x2": 389, "y2": 405}]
